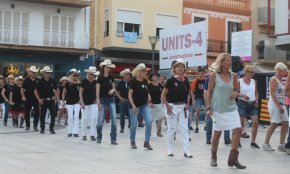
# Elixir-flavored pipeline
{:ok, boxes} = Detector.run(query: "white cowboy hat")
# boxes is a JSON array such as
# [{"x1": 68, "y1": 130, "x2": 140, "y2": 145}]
[
  {"x1": 7, "y1": 74, "x2": 15, "y2": 80},
  {"x1": 84, "y1": 66, "x2": 100, "y2": 76},
  {"x1": 26, "y1": 66, "x2": 39, "y2": 73},
  {"x1": 67, "y1": 68, "x2": 80, "y2": 76},
  {"x1": 171, "y1": 58, "x2": 187, "y2": 69},
  {"x1": 15, "y1": 76, "x2": 24, "y2": 81},
  {"x1": 209, "y1": 62, "x2": 216, "y2": 72},
  {"x1": 132, "y1": 63, "x2": 151, "y2": 77},
  {"x1": 120, "y1": 68, "x2": 132, "y2": 77},
  {"x1": 40, "y1": 66, "x2": 53, "y2": 73},
  {"x1": 100, "y1": 59, "x2": 116, "y2": 68},
  {"x1": 59, "y1": 76, "x2": 68, "y2": 82}
]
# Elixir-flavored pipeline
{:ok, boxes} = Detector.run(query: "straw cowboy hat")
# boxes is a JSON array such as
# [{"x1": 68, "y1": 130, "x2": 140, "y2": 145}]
[
  {"x1": 100, "y1": 59, "x2": 116, "y2": 68},
  {"x1": 67, "y1": 68, "x2": 80, "y2": 77},
  {"x1": 84, "y1": 66, "x2": 100, "y2": 76},
  {"x1": 40, "y1": 66, "x2": 53, "y2": 73},
  {"x1": 119, "y1": 68, "x2": 131, "y2": 77},
  {"x1": 7, "y1": 74, "x2": 15, "y2": 80},
  {"x1": 15, "y1": 76, "x2": 24, "y2": 81},
  {"x1": 59, "y1": 76, "x2": 69, "y2": 82},
  {"x1": 209, "y1": 62, "x2": 216, "y2": 72},
  {"x1": 26, "y1": 66, "x2": 39, "y2": 73},
  {"x1": 132, "y1": 63, "x2": 151, "y2": 77},
  {"x1": 0, "y1": 75, "x2": 4, "y2": 79}
]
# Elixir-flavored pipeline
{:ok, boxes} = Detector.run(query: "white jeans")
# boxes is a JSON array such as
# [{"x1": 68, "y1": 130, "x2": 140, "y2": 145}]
[
  {"x1": 166, "y1": 104, "x2": 191, "y2": 154},
  {"x1": 66, "y1": 104, "x2": 80, "y2": 134},
  {"x1": 81, "y1": 104, "x2": 98, "y2": 137}
]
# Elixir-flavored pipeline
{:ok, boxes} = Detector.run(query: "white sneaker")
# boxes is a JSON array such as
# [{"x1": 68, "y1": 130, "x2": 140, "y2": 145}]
[
  {"x1": 262, "y1": 144, "x2": 275, "y2": 151},
  {"x1": 277, "y1": 144, "x2": 286, "y2": 152}
]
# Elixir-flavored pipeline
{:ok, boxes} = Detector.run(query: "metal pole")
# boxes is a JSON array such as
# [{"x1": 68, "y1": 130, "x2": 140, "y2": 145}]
[{"x1": 152, "y1": 49, "x2": 155, "y2": 72}]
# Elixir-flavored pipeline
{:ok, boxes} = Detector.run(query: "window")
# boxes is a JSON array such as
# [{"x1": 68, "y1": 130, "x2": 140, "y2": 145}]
[
  {"x1": 44, "y1": 14, "x2": 75, "y2": 47},
  {"x1": 155, "y1": 14, "x2": 178, "y2": 37},
  {"x1": 104, "y1": 10, "x2": 109, "y2": 37},
  {"x1": 227, "y1": 21, "x2": 242, "y2": 53},
  {"x1": 156, "y1": 28, "x2": 164, "y2": 37},
  {"x1": 116, "y1": 9, "x2": 142, "y2": 38},
  {"x1": 194, "y1": 16, "x2": 206, "y2": 23}
]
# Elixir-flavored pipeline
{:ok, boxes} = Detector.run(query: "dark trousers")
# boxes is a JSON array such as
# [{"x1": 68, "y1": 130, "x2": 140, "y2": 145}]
[
  {"x1": 40, "y1": 100, "x2": 56, "y2": 131},
  {"x1": 119, "y1": 100, "x2": 130, "y2": 130},
  {"x1": 4, "y1": 101, "x2": 10, "y2": 123},
  {"x1": 25, "y1": 101, "x2": 40, "y2": 128}
]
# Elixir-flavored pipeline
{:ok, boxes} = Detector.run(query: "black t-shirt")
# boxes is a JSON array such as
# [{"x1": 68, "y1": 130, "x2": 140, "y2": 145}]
[
  {"x1": 194, "y1": 78, "x2": 205, "y2": 99},
  {"x1": 97, "y1": 75, "x2": 115, "y2": 98},
  {"x1": 65, "y1": 82, "x2": 80, "y2": 105},
  {"x1": 36, "y1": 78, "x2": 57, "y2": 98},
  {"x1": 23, "y1": 77, "x2": 39, "y2": 102},
  {"x1": 116, "y1": 80, "x2": 129, "y2": 99},
  {"x1": 148, "y1": 83, "x2": 163, "y2": 104},
  {"x1": 12, "y1": 85, "x2": 23, "y2": 105},
  {"x1": 80, "y1": 79, "x2": 96, "y2": 105},
  {"x1": 129, "y1": 78, "x2": 148, "y2": 107},
  {"x1": 0, "y1": 85, "x2": 4, "y2": 103},
  {"x1": 4, "y1": 83, "x2": 13, "y2": 99},
  {"x1": 165, "y1": 76, "x2": 190, "y2": 103}
]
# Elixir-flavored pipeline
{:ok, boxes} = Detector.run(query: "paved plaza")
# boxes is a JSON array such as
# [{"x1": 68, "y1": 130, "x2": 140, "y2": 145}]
[{"x1": 0, "y1": 119, "x2": 289, "y2": 174}]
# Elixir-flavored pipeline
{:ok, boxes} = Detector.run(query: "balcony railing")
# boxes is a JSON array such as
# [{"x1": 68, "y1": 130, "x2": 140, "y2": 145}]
[
  {"x1": 14, "y1": 0, "x2": 91, "y2": 8},
  {"x1": 115, "y1": 31, "x2": 143, "y2": 39},
  {"x1": 0, "y1": 27, "x2": 89, "y2": 49},
  {"x1": 258, "y1": 7, "x2": 275, "y2": 23},
  {"x1": 207, "y1": 39, "x2": 228, "y2": 53},
  {"x1": 185, "y1": 0, "x2": 250, "y2": 11}
]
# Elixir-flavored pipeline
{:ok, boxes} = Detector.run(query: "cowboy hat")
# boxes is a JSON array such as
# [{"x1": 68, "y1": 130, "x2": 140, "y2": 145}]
[
  {"x1": 84, "y1": 66, "x2": 100, "y2": 76},
  {"x1": 100, "y1": 59, "x2": 116, "y2": 68},
  {"x1": 7, "y1": 74, "x2": 15, "y2": 80},
  {"x1": 171, "y1": 58, "x2": 187, "y2": 69},
  {"x1": 59, "y1": 76, "x2": 68, "y2": 82},
  {"x1": 26, "y1": 66, "x2": 39, "y2": 73},
  {"x1": 0, "y1": 75, "x2": 4, "y2": 79},
  {"x1": 119, "y1": 68, "x2": 131, "y2": 77},
  {"x1": 40, "y1": 66, "x2": 53, "y2": 73},
  {"x1": 209, "y1": 62, "x2": 216, "y2": 72},
  {"x1": 132, "y1": 63, "x2": 151, "y2": 77},
  {"x1": 15, "y1": 76, "x2": 24, "y2": 81},
  {"x1": 67, "y1": 68, "x2": 80, "y2": 77}
]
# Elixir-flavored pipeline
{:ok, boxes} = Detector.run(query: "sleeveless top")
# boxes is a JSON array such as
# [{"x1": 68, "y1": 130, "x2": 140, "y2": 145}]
[
  {"x1": 269, "y1": 76, "x2": 285, "y2": 104},
  {"x1": 211, "y1": 72, "x2": 238, "y2": 113},
  {"x1": 239, "y1": 78, "x2": 256, "y2": 102}
]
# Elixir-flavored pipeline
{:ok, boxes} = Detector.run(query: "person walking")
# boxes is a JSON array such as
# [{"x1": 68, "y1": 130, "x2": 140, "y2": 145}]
[
  {"x1": 262, "y1": 62, "x2": 289, "y2": 152},
  {"x1": 0, "y1": 76, "x2": 5, "y2": 120},
  {"x1": 161, "y1": 58, "x2": 192, "y2": 158},
  {"x1": 2, "y1": 74, "x2": 14, "y2": 126},
  {"x1": 96, "y1": 59, "x2": 118, "y2": 145},
  {"x1": 237, "y1": 65, "x2": 260, "y2": 149},
  {"x1": 23, "y1": 66, "x2": 40, "y2": 131},
  {"x1": 207, "y1": 53, "x2": 246, "y2": 169},
  {"x1": 57, "y1": 76, "x2": 68, "y2": 125},
  {"x1": 34, "y1": 66, "x2": 58, "y2": 134},
  {"x1": 148, "y1": 73, "x2": 166, "y2": 137},
  {"x1": 62, "y1": 69, "x2": 81, "y2": 137},
  {"x1": 128, "y1": 63, "x2": 153, "y2": 150},
  {"x1": 116, "y1": 68, "x2": 131, "y2": 133},
  {"x1": 79, "y1": 66, "x2": 99, "y2": 141}
]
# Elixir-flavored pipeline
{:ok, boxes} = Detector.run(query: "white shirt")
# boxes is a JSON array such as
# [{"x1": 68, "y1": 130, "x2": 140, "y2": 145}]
[{"x1": 239, "y1": 78, "x2": 256, "y2": 102}]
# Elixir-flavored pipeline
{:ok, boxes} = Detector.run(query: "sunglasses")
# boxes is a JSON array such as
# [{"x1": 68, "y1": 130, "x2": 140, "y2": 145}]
[{"x1": 73, "y1": 74, "x2": 79, "y2": 77}]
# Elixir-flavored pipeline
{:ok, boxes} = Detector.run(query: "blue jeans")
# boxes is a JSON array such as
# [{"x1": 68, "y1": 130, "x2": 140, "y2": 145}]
[
  {"x1": 4, "y1": 101, "x2": 10, "y2": 123},
  {"x1": 119, "y1": 100, "x2": 130, "y2": 130},
  {"x1": 130, "y1": 104, "x2": 152, "y2": 143},
  {"x1": 206, "y1": 116, "x2": 230, "y2": 141},
  {"x1": 97, "y1": 97, "x2": 117, "y2": 142}
]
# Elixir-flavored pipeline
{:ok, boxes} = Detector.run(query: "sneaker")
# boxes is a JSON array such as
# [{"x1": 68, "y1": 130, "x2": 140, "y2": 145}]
[
  {"x1": 34, "y1": 127, "x2": 39, "y2": 132},
  {"x1": 262, "y1": 144, "x2": 275, "y2": 151},
  {"x1": 241, "y1": 132, "x2": 250, "y2": 138},
  {"x1": 40, "y1": 130, "x2": 45, "y2": 134},
  {"x1": 184, "y1": 153, "x2": 193, "y2": 158},
  {"x1": 25, "y1": 127, "x2": 30, "y2": 130},
  {"x1": 189, "y1": 126, "x2": 194, "y2": 130},
  {"x1": 74, "y1": 134, "x2": 79, "y2": 137},
  {"x1": 194, "y1": 128, "x2": 199, "y2": 133},
  {"x1": 68, "y1": 133, "x2": 73, "y2": 137},
  {"x1": 96, "y1": 139, "x2": 101, "y2": 143},
  {"x1": 111, "y1": 141, "x2": 118, "y2": 145},
  {"x1": 225, "y1": 139, "x2": 231, "y2": 145},
  {"x1": 49, "y1": 129, "x2": 56, "y2": 134},
  {"x1": 206, "y1": 140, "x2": 211, "y2": 145},
  {"x1": 277, "y1": 144, "x2": 286, "y2": 152},
  {"x1": 120, "y1": 129, "x2": 124, "y2": 133},
  {"x1": 90, "y1": 136, "x2": 96, "y2": 141},
  {"x1": 250, "y1": 143, "x2": 260, "y2": 149},
  {"x1": 82, "y1": 136, "x2": 87, "y2": 141}
]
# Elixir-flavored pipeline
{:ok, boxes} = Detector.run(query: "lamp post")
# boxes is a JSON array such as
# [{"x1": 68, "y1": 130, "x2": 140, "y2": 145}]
[{"x1": 148, "y1": 36, "x2": 158, "y2": 73}]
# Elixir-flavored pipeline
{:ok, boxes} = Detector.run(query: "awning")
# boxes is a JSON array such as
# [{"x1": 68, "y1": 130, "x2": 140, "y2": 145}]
[{"x1": 254, "y1": 64, "x2": 275, "y2": 73}]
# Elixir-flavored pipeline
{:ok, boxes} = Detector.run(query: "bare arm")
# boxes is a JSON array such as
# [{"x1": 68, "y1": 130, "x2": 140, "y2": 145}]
[
  {"x1": 34, "y1": 89, "x2": 41, "y2": 103},
  {"x1": 1, "y1": 88, "x2": 8, "y2": 102},
  {"x1": 9, "y1": 91, "x2": 12, "y2": 104},
  {"x1": 21, "y1": 88, "x2": 26, "y2": 101},
  {"x1": 96, "y1": 84, "x2": 100, "y2": 103},
  {"x1": 255, "y1": 80, "x2": 259, "y2": 101},
  {"x1": 207, "y1": 73, "x2": 216, "y2": 109},
  {"x1": 128, "y1": 89, "x2": 136, "y2": 109},
  {"x1": 79, "y1": 87, "x2": 84, "y2": 106},
  {"x1": 269, "y1": 78, "x2": 281, "y2": 108},
  {"x1": 62, "y1": 88, "x2": 67, "y2": 102},
  {"x1": 285, "y1": 72, "x2": 290, "y2": 97}
]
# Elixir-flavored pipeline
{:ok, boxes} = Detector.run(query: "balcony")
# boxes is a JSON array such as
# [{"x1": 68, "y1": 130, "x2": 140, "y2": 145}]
[
  {"x1": 13, "y1": 0, "x2": 90, "y2": 8},
  {"x1": 258, "y1": 7, "x2": 275, "y2": 26},
  {"x1": 0, "y1": 27, "x2": 89, "y2": 50},
  {"x1": 207, "y1": 39, "x2": 228, "y2": 53},
  {"x1": 115, "y1": 31, "x2": 143, "y2": 39}
]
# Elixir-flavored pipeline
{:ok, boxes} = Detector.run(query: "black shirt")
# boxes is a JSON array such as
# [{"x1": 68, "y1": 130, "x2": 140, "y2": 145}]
[
  {"x1": 11, "y1": 85, "x2": 23, "y2": 105},
  {"x1": 23, "y1": 77, "x2": 39, "y2": 102},
  {"x1": 148, "y1": 83, "x2": 163, "y2": 104},
  {"x1": 129, "y1": 78, "x2": 148, "y2": 107},
  {"x1": 80, "y1": 79, "x2": 96, "y2": 105},
  {"x1": 0, "y1": 85, "x2": 4, "y2": 103},
  {"x1": 97, "y1": 75, "x2": 115, "y2": 98},
  {"x1": 4, "y1": 83, "x2": 13, "y2": 100},
  {"x1": 116, "y1": 80, "x2": 129, "y2": 99},
  {"x1": 65, "y1": 82, "x2": 80, "y2": 105},
  {"x1": 194, "y1": 78, "x2": 205, "y2": 99},
  {"x1": 36, "y1": 78, "x2": 57, "y2": 99},
  {"x1": 165, "y1": 76, "x2": 190, "y2": 103}
]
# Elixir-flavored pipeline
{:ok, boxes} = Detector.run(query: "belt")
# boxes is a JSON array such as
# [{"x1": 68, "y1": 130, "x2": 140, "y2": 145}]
[
  {"x1": 238, "y1": 99, "x2": 254, "y2": 105},
  {"x1": 172, "y1": 102, "x2": 185, "y2": 105}
]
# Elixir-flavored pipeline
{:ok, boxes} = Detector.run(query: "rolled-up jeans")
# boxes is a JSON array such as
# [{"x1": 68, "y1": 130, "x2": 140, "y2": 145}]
[
  {"x1": 206, "y1": 116, "x2": 230, "y2": 141},
  {"x1": 97, "y1": 97, "x2": 117, "y2": 142},
  {"x1": 119, "y1": 100, "x2": 130, "y2": 130},
  {"x1": 129, "y1": 104, "x2": 152, "y2": 143}
]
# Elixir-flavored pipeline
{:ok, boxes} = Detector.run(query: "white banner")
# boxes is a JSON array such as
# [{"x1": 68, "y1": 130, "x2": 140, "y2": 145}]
[
  {"x1": 231, "y1": 30, "x2": 253, "y2": 62},
  {"x1": 159, "y1": 21, "x2": 207, "y2": 69}
]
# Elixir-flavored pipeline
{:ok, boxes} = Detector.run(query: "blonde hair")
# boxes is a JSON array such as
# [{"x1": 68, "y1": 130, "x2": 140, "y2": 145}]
[
  {"x1": 68, "y1": 73, "x2": 80, "y2": 83},
  {"x1": 274, "y1": 62, "x2": 288, "y2": 72},
  {"x1": 214, "y1": 53, "x2": 231, "y2": 73},
  {"x1": 243, "y1": 65, "x2": 255, "y2": 73}
]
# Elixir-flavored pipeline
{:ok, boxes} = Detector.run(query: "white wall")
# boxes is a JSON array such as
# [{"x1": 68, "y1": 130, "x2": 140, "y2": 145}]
[{"x1": 275, "y1": 0, "x2": 288, "y2": 34}]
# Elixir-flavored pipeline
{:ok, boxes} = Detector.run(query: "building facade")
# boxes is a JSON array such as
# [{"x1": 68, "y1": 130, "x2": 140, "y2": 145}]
[
  {"x1": 90, "y1": 0, "x2": 183, "y2": 74},
  {"x1": 0, "y1": 0, "x2": 91, "y2": 79},
  {"x1": 183, "y1": 0, "x2": 251, "y2": 66}
]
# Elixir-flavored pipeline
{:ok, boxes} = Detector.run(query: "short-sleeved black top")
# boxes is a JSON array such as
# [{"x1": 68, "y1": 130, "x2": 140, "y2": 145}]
[
  {"x1": 0, "y1": 85, "x2": 5, "y2": 103},
  {"x1": 165, "y1": 76, "x2": 190, "y2": 103},
  {"x1": 116, "y1": 80, "x2": 129, "y2": 99},
  {"x1": 23, "y1": 77, "x2": 39, "y2": 102},
  {"x1": 80, "y1": 79, "x2": 96, "y2": 105},
  {"x1": 148, "y1": 83, "x2": 163, "y2": 104},
  {"x1": 4, "y1": 83, "x2": 13, "y2": 99},
  {"x1": 129, "y1": 78, "x2": 148, "y2": 107},
  {"x1": 36, "y1": 78, "x2": 57, "y2": 99},
  {"x1": 11, "y1": 85, "x2": 23, "y2": 105},
  {"x1": 97, "y1": 75, "x2": 115, "y2": 98},
  {"x1": 65, "y1": 82, "x2": 80, "y2": 105}
]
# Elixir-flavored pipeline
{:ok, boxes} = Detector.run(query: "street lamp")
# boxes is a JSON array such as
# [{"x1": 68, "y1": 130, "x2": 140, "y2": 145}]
[{"x1": 148, "y1": 36, "x2": 158, "y2": 72}]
